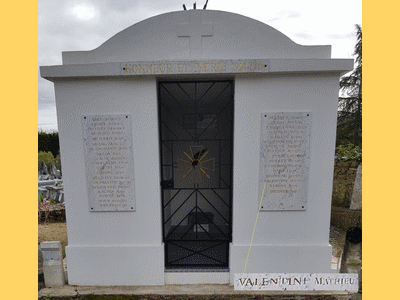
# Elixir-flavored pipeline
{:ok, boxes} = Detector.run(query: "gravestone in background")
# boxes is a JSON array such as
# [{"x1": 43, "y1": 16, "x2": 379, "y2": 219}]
[
  {"x1": 349, "y1": 165, "x2": 362, "y2": 210},
  {"x1": 39, "y1": 161, "x2": 49, "y2": 180}
]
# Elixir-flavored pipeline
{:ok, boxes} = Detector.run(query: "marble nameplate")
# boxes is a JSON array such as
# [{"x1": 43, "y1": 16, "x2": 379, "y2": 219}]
[{"x1": 234, "y1": 273, "x2": 358, "y2": 291}]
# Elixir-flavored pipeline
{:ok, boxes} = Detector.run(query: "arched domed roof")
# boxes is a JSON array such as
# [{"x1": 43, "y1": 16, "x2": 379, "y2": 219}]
[{"x1": 62, "y1": 9, "x2": 330, "y2": 65}]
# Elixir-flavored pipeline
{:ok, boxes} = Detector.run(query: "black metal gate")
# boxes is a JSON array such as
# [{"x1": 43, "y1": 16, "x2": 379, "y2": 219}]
[{"x1": 158, "y1": 80, "x2": 234, "y2": 269}]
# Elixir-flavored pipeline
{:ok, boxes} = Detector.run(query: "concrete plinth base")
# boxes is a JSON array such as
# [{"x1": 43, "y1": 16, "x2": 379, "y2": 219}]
[
  {"x1": 65, "y1": 245, "x2": 164, "y2": 285},
  {"x1": 165, "y1": 271, "x2": 230, "y2": 284},
  {"x1": 229, "y1": 244, "x2": 333, "y2": 284}
]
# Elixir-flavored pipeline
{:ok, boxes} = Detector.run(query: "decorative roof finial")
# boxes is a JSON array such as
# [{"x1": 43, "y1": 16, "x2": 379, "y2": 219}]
[{"x1": 183, "y1": 1, "x2": 208, "y2": 11}]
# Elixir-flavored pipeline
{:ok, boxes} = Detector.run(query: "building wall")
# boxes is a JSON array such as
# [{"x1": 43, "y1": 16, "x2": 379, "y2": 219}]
[
  {"x1": 53, "y1": 72, "x2": 341, "y2": 285},
  {"x1": 230, "y1": 73, "x2": 340, "y2": 282},
  {"x1": 54, "y1": 77, "x2": 165, "y2": 285}
]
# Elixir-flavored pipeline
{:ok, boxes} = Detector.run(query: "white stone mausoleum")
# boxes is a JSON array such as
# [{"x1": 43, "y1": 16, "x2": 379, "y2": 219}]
[{"x1": 40, "y1": 9, "x2": 353, "y2": 285}]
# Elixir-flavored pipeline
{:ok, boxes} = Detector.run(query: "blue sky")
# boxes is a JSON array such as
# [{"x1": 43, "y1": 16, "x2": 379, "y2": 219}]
[{"x1": 38, "y1": 0, "x2": 362, "y2": 132}]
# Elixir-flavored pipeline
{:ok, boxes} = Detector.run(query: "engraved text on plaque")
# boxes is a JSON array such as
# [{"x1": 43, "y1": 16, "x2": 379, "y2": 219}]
[
  {"x1": 82, "y1": 114, "x2": 135, "y2": 211},
  {"x1": 258, "y1": 112, "x2": 311, "y2": 211}
]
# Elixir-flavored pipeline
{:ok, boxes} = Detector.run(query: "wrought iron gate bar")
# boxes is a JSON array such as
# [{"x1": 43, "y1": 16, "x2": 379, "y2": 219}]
[
  {"x1": 175, "y1": 83, "x2": 195, "y2": 102},
  {"x1": 168, "y1": 251, "x2": 223, "y2": 266},
  {"x1": 213, "y1": 116, "x2": 232, "y2": 140},
  {"x1": 195, "y1": 187, "x2": 198, "y2": 240},
  {"x1": 197, "y1": 94, "x2": 233, "y2": 139},
  {"x1": 218, "y1": 141, "x2": 221, "y2": 189},
  {"x1": 211, "y1": 189, "x2": 229, "y2": 207},
  {"x1": 197, "y1": 190, "x2": 230, "y2": 224},
  {"x1": 219, "y1": 176, "x2": 230, "y2": 188},
  {"x1": 168, "y1": 240, "x2": 226, "y2": 255},
  {"x1": 162, "y1": 139, "x2": 231, "y2": 142},
  {"x1": 179, "y1": 222, "x2": 200, "y2": 240},
  {"x1": 180, "y1": 217, "x2": 215, "y2": 240},
  {"x1": 207, "y1": 82, "x2": 231, "y2": 104},
  {"x1": 160, "y1": 101, "x2": 196, "y2": 139},
  {"x1": 161, "y1": 141, "x2": 173, "y2": 153},
  {"x1": 163, "y1": 189, "x2": 182, "y2": 209},
  {"x1": 168, "y1": 241, "x2": 226, "y2": 265},
  {"x1": 160, "y1": 87, "x2": 197, "y2": 126},
  {"x1": 195, "y1": 205, "x2": 229, "y2": 239},
  {"x1": 168, "y1": 239, "x2": 229, "y2": 242},
  {"x1": 163, "y1": 190, "x2": 196, "y2": 224},
  {"x1": 220, "y1": 140, "x2": 231, "y2": 151},
  {"x1": 195, "y1": 82, "x2": 216, "y2": 105},
  {"x1": 164, "y1": 82, "x2": 205, "y2": 127},
  {"x1": 161, "y1": 121, "x2": 180, "y2": 139},
  {"x1": 162, "y1": 188, "x2": 231, "y2": 190},
  {"x1": 159, "y1": 80, "x2": 233, "y2": 269},
  {"x1": 165, "y1": 206, "x2": 198, "y2": 239},
  {"x1": 160, "y1": 83, "x2": 187, "y2": 110}
]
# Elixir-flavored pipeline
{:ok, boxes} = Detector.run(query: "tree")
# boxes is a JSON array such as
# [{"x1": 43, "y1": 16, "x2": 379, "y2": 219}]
[
  {"x1": 38, "y1": 130, "x2": 60, "y2": 157},
  {"x1": 336, "y1": 25, "x2": 362, "y2": 148}
]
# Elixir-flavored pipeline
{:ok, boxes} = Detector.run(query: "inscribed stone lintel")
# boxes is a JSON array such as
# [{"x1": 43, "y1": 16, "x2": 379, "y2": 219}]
[
  {"x1": 258, "y1": 111, "x2": 311, "y2": 211},
  {"x1": 121, "y1": 59, "x2": 269, "y2": 75},
  {"x1": 82, "y1": 114, "x2": 136, "y2": 212}
]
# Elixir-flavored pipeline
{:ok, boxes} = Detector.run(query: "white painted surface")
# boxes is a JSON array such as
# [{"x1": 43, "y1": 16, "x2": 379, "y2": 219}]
[
  {"x1": 62, "y1": 10, "x2": 331, "y2": 65},
  {"x1": 41, "y1": 59, "x2": 353, "y2": 80},
  {"x1": 230, "y1": 244, "x2": 333, "y2": 284},
  {"x1": 56, "y1": 77, "x2": 164, "y2": 284},
  {"x1": 230, "y1": 74, "x2": 340, "y2": 282},
  {"x1": 66, "y1": 245, "x2": 164, "y2": 285},
  {"x1": 41, "y1": 9, "x2": 352, "y2": 286},
  {"x1": 165, "y1": 272, "x2": 230, "y2": 284}
]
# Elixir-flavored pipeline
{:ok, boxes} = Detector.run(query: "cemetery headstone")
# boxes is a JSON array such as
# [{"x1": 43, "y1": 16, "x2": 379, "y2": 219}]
[
  {"x1": 39, "y1": 161, "x2": 48, "y2": 174},
  {"x1": 50, "y1": 162, "x2": 61, "y2": 179},
  {"x1": 39, "y1": 161, "x2": 49, "y2": 180},
  {"x1": 349, "y1": 165, "x2": 362, "y2": 210}
]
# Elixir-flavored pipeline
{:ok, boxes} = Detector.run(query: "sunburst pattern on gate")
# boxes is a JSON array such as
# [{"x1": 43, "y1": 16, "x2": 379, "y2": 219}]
[{"x1": 177, "y1": 145, "x2": 215, "y2": 182}]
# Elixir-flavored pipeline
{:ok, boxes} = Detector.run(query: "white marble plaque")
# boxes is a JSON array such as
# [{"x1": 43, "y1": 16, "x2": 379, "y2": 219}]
[
  {"x1": 258, "y1": 112, "x2": 311, "y2": 211},
  {"x1": 234, "y1": 273, "x2": 359, "y2": 291},
  {"x1": 82, "y1": 114, "x2": 135, "y2": 211}
]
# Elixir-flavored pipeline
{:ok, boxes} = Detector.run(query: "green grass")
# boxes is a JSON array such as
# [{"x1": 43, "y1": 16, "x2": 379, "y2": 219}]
[{"x1": 348, "y1": 259, "x2": 362, "y2": 266}]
